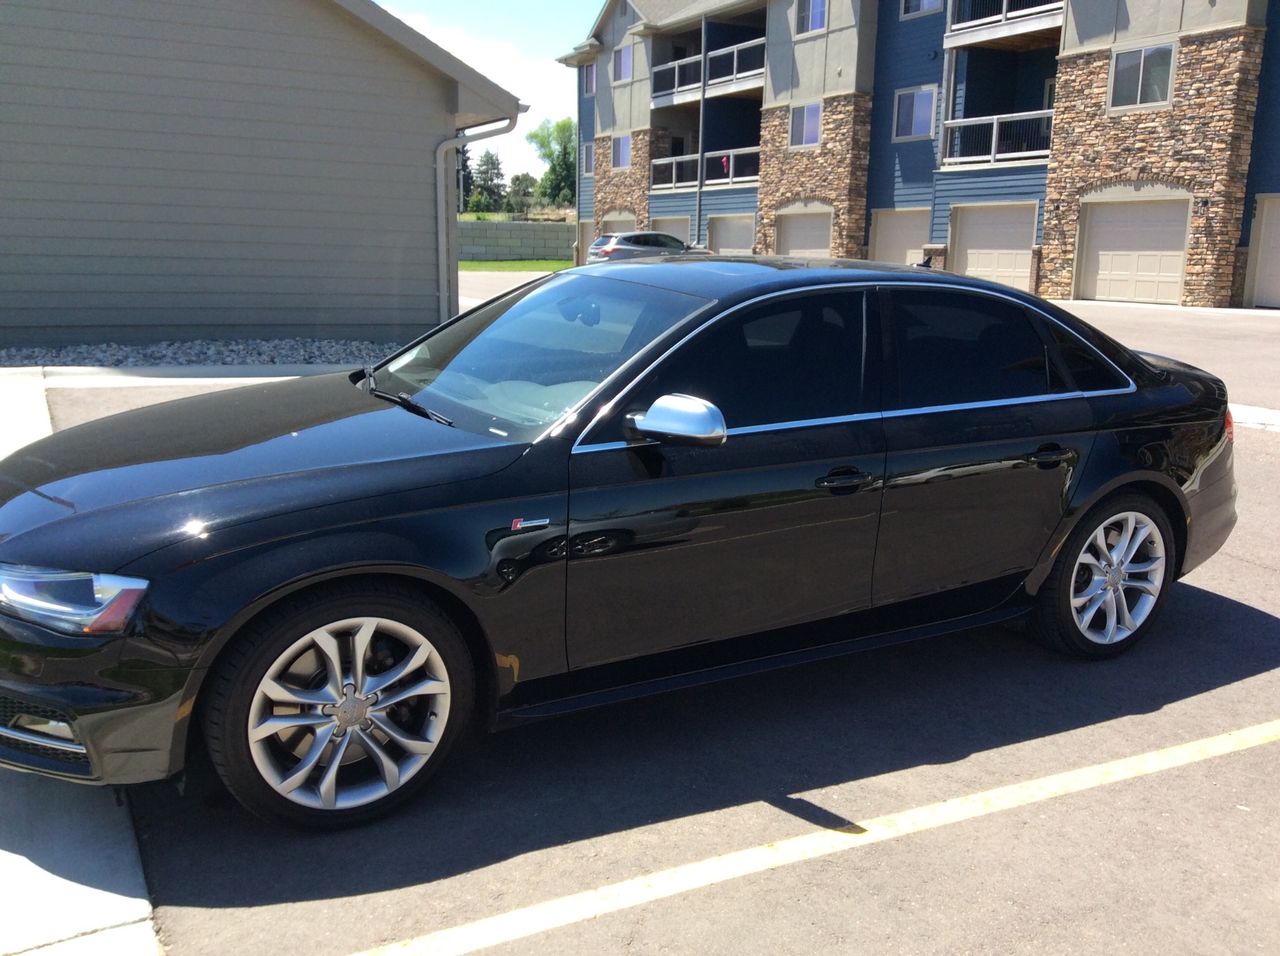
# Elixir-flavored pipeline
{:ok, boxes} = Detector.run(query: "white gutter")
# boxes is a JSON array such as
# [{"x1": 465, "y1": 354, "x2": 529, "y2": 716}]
[{"x1": 435, "y1": 105, "x2": 529, "y2": 323}]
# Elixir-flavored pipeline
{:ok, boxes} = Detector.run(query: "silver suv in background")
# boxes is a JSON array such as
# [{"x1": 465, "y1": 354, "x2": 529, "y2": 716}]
[{"x1": 587, "y1": 232, "x2": 711, "y2": 262}]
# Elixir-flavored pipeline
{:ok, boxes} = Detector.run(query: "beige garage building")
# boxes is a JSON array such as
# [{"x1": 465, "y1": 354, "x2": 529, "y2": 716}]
[{"x1": 0, "y1": 0, "x2": 522, "y2": 345}]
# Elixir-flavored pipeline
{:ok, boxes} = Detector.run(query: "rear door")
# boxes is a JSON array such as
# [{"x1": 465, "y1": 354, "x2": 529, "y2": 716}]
[
  {"x1": 873, "y1": 286, "x2": 1096, "y2": 608},
  {"x1": 566, "y1": 288, "x2": 884, "y2": 668}
]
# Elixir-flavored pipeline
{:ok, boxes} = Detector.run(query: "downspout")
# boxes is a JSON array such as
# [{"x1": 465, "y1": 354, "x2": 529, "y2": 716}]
[
  {"x1": 435, "y1": 105, "x2": 528, "y2": 324},
  {"x1": 693, "y1": 16, "x2": 708, "y2": 246}
]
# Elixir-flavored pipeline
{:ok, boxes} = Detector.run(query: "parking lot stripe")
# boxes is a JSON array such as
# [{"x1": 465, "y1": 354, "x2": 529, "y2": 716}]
[{"x1": 357, "y1": 719, "x2": 1280, "y2": 956}]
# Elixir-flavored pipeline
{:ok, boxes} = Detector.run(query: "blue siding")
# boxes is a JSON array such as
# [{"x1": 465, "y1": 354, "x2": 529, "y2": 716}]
[
  {"x1": 930, "y1": 165, "x2": 1047, "y2": 245},
  {"x1": 867, "y1": 0, "x2": 946, "y2": 220},
  {"x1": 1243, "y1": 0, "x2": 1280, "y2": 246},
  {"x1": 580, "y1": 175, "x2": 594, "y2": 221}
]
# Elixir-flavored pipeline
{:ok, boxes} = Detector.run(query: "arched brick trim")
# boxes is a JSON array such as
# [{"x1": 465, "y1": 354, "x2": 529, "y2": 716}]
[{"x1": 1039, "y1": 26, "x2": 1265, "y2": 306}]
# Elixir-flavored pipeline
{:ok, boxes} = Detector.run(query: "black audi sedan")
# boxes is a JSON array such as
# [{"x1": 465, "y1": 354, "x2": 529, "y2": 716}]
[{"x1": 0, "y1": 258, "x2": 1236, "y2": 827}]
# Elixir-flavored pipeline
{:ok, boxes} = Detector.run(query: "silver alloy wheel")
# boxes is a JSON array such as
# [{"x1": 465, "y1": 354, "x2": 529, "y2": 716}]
[
  {"x1": 1070, "y1": 511, "x2": 1166, "y2": 645},
  {"x1": 247, "y1": 616, "x2": 451, "y2": 810}
]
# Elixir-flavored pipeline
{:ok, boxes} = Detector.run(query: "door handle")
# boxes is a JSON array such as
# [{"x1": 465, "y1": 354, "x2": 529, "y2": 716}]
[
  {"x1": 816, "y1": 470, "x2": 873, "y2": 490},
  {"x1": 1028, "y1": 447, "x2": 1074, "y2": 465}
]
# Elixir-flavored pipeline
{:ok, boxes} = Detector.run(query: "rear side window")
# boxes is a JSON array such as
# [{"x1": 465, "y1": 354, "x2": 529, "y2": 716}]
[
  {"x1": 1045, "y1": 321, "x2": 1130, "y2": 392},
  {"x1": 888, "y1": 289, "x2": 1052, "y2": 409},
  {"x1": 590, "y1": 235, "x2": 614, "y2": 248}
]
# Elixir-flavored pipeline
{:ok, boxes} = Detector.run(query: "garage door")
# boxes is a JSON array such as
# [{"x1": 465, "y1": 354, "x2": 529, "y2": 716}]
[
  {"x1": 1250, "y1": 198, "x2": 1280, "y2": 308},
  {"x1": 1080, "y1": 200, "x2": 1188, "y2": 305},
  {"x1": 952, "y1": 205, "x2": 1035, "y2": 291},
  {"x1": 652, "y1": 216, "x2": 690, "y2": 244},
  {"x1": 708, "y1": 215, "x2": 754, "y2": 255},
  {"x1": 777, "y1": 212, "x2": 832, "y2": 258},
  {"x1": 600, "y1": 212, "x2": 635, "y2": 235},
  {"x1": 871, "y1": 209, "x2": 930, "y2": 265}
]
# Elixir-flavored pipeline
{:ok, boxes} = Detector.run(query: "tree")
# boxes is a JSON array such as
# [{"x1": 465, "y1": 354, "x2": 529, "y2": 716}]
[
  {"x1": 526, "y1": 118, "x2": 577, "y2": 208},
  {"x1": 508, "y1": 172, "x2": 537, "y2": 213},
  {"x1": 456, "y1": 144, "x2": 474, "y2": 212},
  {"x1": 472, "y1": 149, "x2": 506, "y2": 210},
  {"x1": 466, "y1": 188, "x2": 493, "y2": 214}
]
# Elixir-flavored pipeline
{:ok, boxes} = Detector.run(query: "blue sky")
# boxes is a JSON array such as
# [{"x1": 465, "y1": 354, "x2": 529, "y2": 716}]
[{"x1": 378, "y1": 1, "x2": 602, "y2": 177}]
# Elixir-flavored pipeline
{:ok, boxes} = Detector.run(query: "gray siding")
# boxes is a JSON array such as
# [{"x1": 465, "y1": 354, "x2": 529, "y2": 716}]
[
  {"x1": 764, "y1": 0, "x2": 877, "y2": 107},
  {"x1": 0, "y1": 0, "x2": 460, "y2": 344},
  {"x1": 1063, "y1": 0, "x2": 1265, "y2": 54}
]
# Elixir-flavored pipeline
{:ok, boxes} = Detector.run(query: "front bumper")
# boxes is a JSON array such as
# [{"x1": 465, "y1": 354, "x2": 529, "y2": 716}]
[{"x1": 0, "y1": 614, "x2": 196, "y2": 785}]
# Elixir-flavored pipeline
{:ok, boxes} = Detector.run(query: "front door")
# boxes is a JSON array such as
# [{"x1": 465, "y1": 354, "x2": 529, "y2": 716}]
[
  {"x1": 566, "y1": 289, "x2": 884, "y2": 669},
  {"x1": 873, "y1": 286, "x2": 1096, "y2": 607}
]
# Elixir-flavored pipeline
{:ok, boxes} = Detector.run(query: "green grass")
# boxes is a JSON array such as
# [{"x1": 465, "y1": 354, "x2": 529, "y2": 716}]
[{"x1": 459, "y1": 259, "x2": 573, "y2": 272}]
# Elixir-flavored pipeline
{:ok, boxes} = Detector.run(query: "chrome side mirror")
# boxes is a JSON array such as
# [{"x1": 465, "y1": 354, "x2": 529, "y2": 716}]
[{"x1": 626, "y1": 394, "x2": 727, "y2": 447}]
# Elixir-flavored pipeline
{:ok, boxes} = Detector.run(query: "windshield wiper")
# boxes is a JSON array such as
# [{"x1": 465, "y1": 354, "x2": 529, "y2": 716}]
[{"x1": 361, "y1": 365, "x2": 454, "y2": 427}]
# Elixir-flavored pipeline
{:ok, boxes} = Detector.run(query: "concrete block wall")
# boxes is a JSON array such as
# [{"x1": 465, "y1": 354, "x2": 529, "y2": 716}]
[{"x1": 459, "y1": 221, "x2": 576, "y2": 260}]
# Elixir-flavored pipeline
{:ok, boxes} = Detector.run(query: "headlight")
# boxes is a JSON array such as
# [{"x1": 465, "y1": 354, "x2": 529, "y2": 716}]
[{"x1": 0, "y1": 564, "x2": 149, "y2": 635}]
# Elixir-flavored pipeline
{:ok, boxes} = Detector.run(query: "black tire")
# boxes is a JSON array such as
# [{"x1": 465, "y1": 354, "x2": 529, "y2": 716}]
[
  {"x1": 1030, "y1": 493, "x2": 1178, "y2": 658},
  {"x1": 202, "y1": 581, "x2": 475, "y2": 829}
]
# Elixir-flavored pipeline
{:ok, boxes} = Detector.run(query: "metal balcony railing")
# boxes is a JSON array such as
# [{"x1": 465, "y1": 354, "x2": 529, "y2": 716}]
[
  {"x1": 942, "y1": 109, "x2": 1053, "y2": 164},
  {"x1": 948, "y1": 0, "x2": 1062, "y2": 30},
  {"x1": 651, "y1": 53, "x2": 703, "y2": 97},
  {"x1": 703, "y1": 147, "x2": 761, "y2": 185},
  {"x1": 650, "y1": 153, "x2": 701, "y2": 189},
  {"x1": 706, "y1": 38, "x2": 766, "y2": 86}
]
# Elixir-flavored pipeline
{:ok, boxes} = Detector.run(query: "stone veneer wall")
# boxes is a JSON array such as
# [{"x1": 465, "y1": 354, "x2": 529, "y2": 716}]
[
  {"x1": 755, "y1": 92, "x2": 873, "y2": 258},
  {"x1": 1039, "y1": 26, "x2": 1264, "y2": 306},
  {"x1": 592, "y1": 129, "x2": 670, "y2": 236}
]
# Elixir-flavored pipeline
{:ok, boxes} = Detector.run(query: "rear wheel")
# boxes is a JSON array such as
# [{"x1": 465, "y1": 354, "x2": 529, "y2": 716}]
[
  {"x1": 1032, "y1": 494, "x2": 1176, "y2": 658},
  {"x1": 202, "y1": 583, "x2": 474, "y2": 828}
]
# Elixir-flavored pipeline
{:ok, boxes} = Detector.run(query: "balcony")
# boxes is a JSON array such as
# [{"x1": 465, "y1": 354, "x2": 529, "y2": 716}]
[
  {"x1": 650, "y1": 153, "x2": 700, "y2": 189},
  {"x1": 652, "y1": 147, "x2": 760, "y2": 189},
  {"x1": 950, "y1": 0, "x2": 1062, "y2": 30},
  {"x1": 942, "y1": 110, "x2": 1052, "y2": 165},
  {"x1": 706, "y1": 38, "x2": 765, "y2": 89},
  {"x1": 651, "y1": 53, "x2": 702, "y2": 97}
]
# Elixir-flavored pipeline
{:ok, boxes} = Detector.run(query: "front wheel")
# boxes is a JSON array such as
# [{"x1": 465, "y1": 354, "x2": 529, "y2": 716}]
[
  {"x1": 202, "y1": 583, "x2": 474, "y2": 828},
  {"x1": 1031, "y1": 494, "x2": 1177, "y2": 658}
]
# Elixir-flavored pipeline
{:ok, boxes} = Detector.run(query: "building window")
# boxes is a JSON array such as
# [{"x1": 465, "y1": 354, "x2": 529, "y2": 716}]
[
  {"x1": 797, "y1": 0, "x2": 827, "y2": 34},
  {"x1": 613, "y1": 45, "x2": 632, "y2": 83},
  {"x1": 1110, "y1": 44, "x2": 1173, "y2": 108},
  {"x1": 901, "y1": 0, "x2": 942, "y2": 18},
  {"x1": 582, "y1": 63, "x2": 596, "y2": 96},
  {"x1": 790, "y1": 103, "x2": 822, "y2": 146},
  {"x1": 893, "y1": 86, "x2": 936, "y2": 141},
  {"x1": 582, "y1": 143, "x2": 595, "y2": 176},
  {"x1": 612, "y1": 134, "x2": 631, "y2": 168}
]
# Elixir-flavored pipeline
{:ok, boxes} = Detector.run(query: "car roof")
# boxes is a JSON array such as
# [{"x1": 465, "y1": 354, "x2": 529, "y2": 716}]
[{"x1": 568, "y1": 255, "x2": 1023, "y2": 305}]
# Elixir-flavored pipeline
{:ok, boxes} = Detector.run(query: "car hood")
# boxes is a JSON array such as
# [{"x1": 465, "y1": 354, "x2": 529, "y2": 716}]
[{"x1": 0, "y1": 373, "x2": 527, "y2": 570}]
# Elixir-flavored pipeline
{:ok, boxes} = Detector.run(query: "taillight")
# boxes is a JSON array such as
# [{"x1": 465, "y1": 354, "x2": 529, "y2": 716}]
[
  {"x1": 599, "y1": 246, "x2": 618, "y2": 256},
  {"x1": 1224, "y1": 408, "x2": 1234, "y2": 443}
]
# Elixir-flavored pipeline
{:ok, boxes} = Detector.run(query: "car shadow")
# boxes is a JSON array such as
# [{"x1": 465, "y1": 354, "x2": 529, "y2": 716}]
[{"x1": 128, "y1": 582, "x2": 1280, "y2": 909}]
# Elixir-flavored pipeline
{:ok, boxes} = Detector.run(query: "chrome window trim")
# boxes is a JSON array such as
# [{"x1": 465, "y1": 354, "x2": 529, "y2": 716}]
[
  {"x1": 568, "y1": 279, "x2": 1137, "y2": 455},
  {"x1": 0, "y1": 724, "x2": 88, "y2": 755}
]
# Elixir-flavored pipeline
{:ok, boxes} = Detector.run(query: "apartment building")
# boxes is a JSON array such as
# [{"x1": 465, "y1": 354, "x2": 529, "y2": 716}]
[{"x1": 562, "y1": 0, "x2": 1278, "y2": 308}]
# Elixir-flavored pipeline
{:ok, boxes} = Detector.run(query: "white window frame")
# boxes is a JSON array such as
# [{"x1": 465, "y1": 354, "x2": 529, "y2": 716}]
[
  {"x1": 892, "y1": 84, "x2": 937, "y2": 143},
  {"x1": 613, "y1": 44, "x2": 633, "y2": 84},
  {"x1": 789, "y1": 102, "x2": 823, "y2": 147},
  {"x1": 900, "y1": 0, "x2": 943, "y2": 21},
  {"x1": 612, "y1": 134, "x2": 631, "y2": 168},
  {"x1": 582, "y1": 62, "x2": 596, "y2": 96},
  {"x1": 1107, "y1": 41, "x2": 1176, "y2": 114},
  {"x1": 581, "y1": 142, "x2": 595, "y2": 177},
  {"x1": 796, "y1": 0, "x2": 828, "y2": 36}
]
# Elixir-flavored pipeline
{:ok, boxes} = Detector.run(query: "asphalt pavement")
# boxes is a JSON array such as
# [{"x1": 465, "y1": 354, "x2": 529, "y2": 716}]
[{"x1": 1, "y1": 283, "x2": 1277, "y2": 956}]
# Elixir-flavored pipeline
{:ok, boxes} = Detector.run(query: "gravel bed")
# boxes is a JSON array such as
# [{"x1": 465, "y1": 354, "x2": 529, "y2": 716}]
[{"x1": 0, "y1": 338, "x2": 406, "y2": 369}]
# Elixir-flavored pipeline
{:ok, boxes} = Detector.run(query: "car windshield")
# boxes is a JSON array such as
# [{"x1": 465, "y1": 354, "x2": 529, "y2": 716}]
[{"x1": 379, "y1": 273, "x2": 711, "y2": 441}]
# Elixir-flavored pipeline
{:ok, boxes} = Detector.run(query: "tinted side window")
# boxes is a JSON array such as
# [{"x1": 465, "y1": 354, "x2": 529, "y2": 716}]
[
  {"x1": 654, "y1": 234, "x2": 686, "y2": 250},
  {"x1": 596, "y1": 291, "x2": 869, "y2": 438},
  {"x1": 1045, "y1": 321, "x2": 1130, "y2": 392},
  {"x1": 889, "y1": 290, "x2": 1052, "y2": 409}
]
